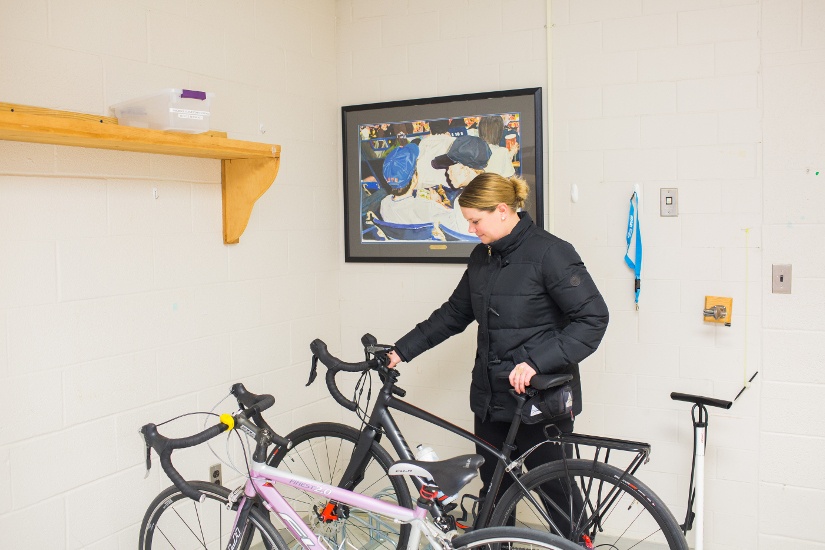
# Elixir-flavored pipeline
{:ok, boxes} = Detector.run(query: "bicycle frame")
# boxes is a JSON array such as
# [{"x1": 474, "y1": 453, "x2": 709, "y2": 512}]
[
  {"x1": 141, "y1": 381, "x2": 605, "y2": 550},
  {"x1": 336, "y1": 373, "x2": 526, "y2": 531},
  {"x1": 238, "y1": 460, "x2": 437, "y2": 549},
  {"x1": 321, "y1": 369, "x2": 653, "y2": 537}
]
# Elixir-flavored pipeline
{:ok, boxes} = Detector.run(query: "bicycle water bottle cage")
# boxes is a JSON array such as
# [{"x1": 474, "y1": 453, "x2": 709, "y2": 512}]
[{"x1": 456, "y1": 494, "x2": 481, "y2": 529}]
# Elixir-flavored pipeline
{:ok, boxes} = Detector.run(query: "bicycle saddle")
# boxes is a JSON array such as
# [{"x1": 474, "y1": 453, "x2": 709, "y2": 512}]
[
  {"x1": 529, "y1": 373, "x2": 573, "y2": 391},
  {"x1": 388, "y1": 454, "x2": 485, "y2": 497},
  {"x1": 494, "y1": 372, "x2": 572, "y2": 391}
]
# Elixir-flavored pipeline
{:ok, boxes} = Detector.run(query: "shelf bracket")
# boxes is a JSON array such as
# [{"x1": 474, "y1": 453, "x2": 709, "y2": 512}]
[{"x1": 221, "y1": 157, "x2": 281, "y2": 244}]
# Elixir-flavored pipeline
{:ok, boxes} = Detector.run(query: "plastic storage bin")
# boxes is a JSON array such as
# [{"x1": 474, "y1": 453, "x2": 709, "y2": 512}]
[{"x1": 110, "y1": 89, "x2": 214, "y2": 133}]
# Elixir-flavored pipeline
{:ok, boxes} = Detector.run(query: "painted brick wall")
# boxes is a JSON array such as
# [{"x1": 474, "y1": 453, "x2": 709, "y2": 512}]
[
  {"x1": 1, "y1": 1, "x2": 822, "y2": 548},
  {"x1": 0, "y1": 1, "x2": 341, "y2": 547},
  {"x1": 553, "y1": 3, "x2": 763, "y2": 548},
  {"x1": 339, "y1": 1, "x2": 823, "y2": 549},
  {"x1": 760, "y1": 0, "x2": 825, "y2": 547}
]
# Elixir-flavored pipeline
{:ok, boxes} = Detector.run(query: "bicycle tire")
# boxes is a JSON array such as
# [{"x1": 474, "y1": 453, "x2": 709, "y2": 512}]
[
  {"x1": 139, "y1": 480, "x2": 288, "y2": 550},
  {"x1": 267, "y1": 422, "x2": 413, "y2": 550},
  {"x1": 488, "y1": 459, "x2": 688, "y2": 550},
  {"x1": 452, "y1": 525, "x2": 582, "y2": 550}
]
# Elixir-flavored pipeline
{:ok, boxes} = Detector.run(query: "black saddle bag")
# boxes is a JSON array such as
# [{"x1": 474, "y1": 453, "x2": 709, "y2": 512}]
[{"x1": 521, "y1": 384, "x2": 574, "y2": 425}]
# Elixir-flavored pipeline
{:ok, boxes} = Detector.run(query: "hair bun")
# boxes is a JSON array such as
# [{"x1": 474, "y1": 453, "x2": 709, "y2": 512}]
[{"x1": 511, "y1": 177, "x2": 529, "y2": 209}]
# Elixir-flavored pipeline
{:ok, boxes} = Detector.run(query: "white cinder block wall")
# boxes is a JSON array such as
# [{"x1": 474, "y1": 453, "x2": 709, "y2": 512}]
[
  {"x1": 338, "y1": 1, "x2": 823, "y2": 549},
  {"x1": 1, "y1": 0, "x2": 822, "y2": 548},
  {"x1": 0, "y1": 1, "x2": 343, "y2": 548}
]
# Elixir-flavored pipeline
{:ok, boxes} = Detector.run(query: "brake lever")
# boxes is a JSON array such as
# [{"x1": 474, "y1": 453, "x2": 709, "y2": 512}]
[
  {"x1": 306, "y1": 355, "x2": 318, "y2": 386},
  {"x1": 143, "y1": 436, "x2": 152, "y2": 479},
  {"x1": 365, "y1": 344, "x2": 394, "y2": 355}
]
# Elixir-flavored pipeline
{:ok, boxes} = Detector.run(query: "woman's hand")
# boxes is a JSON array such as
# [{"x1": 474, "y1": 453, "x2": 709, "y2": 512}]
[
  {"x1": 386, "y1": 350, "x2": 402, "y2": 369},
  {"x1": 509, "y1": 362, "x2": 536, "y2": 394}
]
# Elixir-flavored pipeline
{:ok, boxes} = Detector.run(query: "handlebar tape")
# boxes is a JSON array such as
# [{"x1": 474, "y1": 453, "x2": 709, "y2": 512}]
[
  {"x1": 231, "y1": 383, "x2": 275, "y2": 413},
  {"x1": 311, "y1": 338, "x2": 404, "y2": 409},
  {"x1": 310, "y1": 339, "x2": 379, "y2": 372},
  {"x1": 326, "y1": 369, "x2": 358, "y2": 411},
  {"x1": 230, "y1": 382, "x2": 277, "y2": 434},
  {"x1": 141, "y1": 422, "x2": 229, "y2": 502}
]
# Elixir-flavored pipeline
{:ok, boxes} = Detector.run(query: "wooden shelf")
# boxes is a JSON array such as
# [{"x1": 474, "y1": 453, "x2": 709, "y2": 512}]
[{"x1": 0, "y1": 102, "x2": 281, "y2": 244}]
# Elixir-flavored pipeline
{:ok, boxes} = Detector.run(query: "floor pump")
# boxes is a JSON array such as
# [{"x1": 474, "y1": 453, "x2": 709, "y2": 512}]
[{"x1": 670, "y1": 372, "x2": 756, "y2": 550}]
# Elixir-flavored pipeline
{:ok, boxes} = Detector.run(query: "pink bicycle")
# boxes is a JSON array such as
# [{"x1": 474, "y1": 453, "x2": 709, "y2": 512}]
[{"x1": 138, "y1": 383, "x2": 580, "y2": 550}]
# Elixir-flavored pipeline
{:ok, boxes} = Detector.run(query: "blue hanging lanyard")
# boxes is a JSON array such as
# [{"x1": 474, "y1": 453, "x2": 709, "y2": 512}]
[{"x1": 625, "y1": 191, "x2": 642, "y2": 309}]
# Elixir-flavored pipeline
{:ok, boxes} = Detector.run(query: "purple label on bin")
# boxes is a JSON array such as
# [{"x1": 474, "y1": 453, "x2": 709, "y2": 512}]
[{"x1": 180, "y1": 89, "x2": 207, "y2": 100}]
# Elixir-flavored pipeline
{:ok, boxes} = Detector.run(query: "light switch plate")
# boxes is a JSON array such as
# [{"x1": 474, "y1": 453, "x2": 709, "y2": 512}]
[
  {"x1": 772, "y1": 264, "x2": 792, "y2": 294},
  {"x1": 660, "y1": 188, "x2": 678, "y2": 217}
]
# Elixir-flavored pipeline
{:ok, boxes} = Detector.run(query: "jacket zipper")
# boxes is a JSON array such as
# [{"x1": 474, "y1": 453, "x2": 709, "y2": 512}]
[{"x1": 481, "y1": 249, "x2": 504, "y2": 418}]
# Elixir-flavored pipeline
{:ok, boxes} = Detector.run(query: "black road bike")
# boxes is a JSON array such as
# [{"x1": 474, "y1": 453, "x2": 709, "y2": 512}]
[{"x1": 267, "y1": 335, "x2": 687, "y2": 550}]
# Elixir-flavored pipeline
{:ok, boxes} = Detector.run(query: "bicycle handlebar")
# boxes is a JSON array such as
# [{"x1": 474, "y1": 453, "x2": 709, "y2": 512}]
[
  {"x1": 311, "y1": 339, "x2": 382, "y2": 372},
  {"x1": 231, "y1": 382, "x2": 278, "y2": 433},
  {"x1": 310, "y1": 337, "x2": 406, "y2": 412},
  {"x1": 141, "y1": 385, "x2": 288, "y2": 502},
  {"x1": 231, "y1": 382, "x2": 276, "y2": 412},
  {"x1": 141, "y1": 421, "x2": 230, "y2": 502}
]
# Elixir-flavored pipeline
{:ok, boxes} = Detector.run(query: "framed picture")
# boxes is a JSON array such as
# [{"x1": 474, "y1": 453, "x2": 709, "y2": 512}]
[{"x1": 342, "y1": 87, "x2": 543, "y2": 263}]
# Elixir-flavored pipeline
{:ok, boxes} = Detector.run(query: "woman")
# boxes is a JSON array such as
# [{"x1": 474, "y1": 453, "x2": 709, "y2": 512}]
[{"x1": 386, "y1": 172, "x2": 609, "y2": 507}]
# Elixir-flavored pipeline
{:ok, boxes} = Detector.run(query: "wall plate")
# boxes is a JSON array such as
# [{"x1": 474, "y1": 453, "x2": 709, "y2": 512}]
[
  {"x1": 209, "y1": 463, "x2": 222, "y2": 486},
  {"x1": 660, "y1": 188, "x2": 678, "y2": 217},
  {"x1": 772, "y1": 264, "x2": 792, "y2": 294}
]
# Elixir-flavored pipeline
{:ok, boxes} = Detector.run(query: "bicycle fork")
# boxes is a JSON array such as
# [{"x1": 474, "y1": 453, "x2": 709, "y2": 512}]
[{"x1": 228, "y1": 485, "x2": 276, "y2": 550}]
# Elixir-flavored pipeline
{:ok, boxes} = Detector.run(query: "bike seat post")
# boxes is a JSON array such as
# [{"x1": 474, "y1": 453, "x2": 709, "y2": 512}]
[{"x1": 504, "y1": 390, "x2": 528, "y2": 455}]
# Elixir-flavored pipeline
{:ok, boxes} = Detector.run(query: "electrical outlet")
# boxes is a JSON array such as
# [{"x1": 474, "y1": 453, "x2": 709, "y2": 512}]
[
  {"x1": 209, "y1": 463, "x2": 222, "y2": 486},
  {"x1": 660, "y1": 188, "x2": 678, "y2": 217},
  {"x1": 772, "y1": 264, "x2": 792, "y2": 294}
]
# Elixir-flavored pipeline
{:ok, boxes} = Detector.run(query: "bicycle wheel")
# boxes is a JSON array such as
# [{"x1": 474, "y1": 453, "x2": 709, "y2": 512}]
[
  {"x1": 452, "y1": 526, "x2": 582, "y2": 549},
  {"x1": 267, "y1": 422, "x2": 413, "y2": 550},
  {"x1": 489, "y1": 460, "x2": 687, "y2": 550},
  {"x1": 139, "y1": 480, "x2": 288, "y2": 550}
]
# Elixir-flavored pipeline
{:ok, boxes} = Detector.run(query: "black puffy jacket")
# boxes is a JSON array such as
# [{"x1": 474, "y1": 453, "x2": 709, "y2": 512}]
[{"x1": 395, "y1": 213, "x2": 609, "y2": 422}]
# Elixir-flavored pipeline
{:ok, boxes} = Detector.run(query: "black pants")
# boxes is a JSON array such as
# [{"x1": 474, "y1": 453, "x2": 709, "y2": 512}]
[{"x1": 474, "y1": 415, "x2": 580, "y2": 531}]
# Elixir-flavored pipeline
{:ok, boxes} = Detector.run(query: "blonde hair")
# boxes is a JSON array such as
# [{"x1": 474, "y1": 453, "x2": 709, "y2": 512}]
[{"x1": 458, "y1": 172, "x2": 528, "y2": 211}]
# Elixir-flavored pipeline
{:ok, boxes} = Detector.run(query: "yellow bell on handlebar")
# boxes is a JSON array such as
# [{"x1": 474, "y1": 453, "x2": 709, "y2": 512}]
[{"x1": 219, "y1": 413, "x2": 235, "y2": 431}]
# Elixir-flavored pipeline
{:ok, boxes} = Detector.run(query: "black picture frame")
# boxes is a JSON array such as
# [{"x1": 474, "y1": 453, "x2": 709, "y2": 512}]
[{"x1": 342, "y1": 87, "x2": 543, "y2": 263}]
